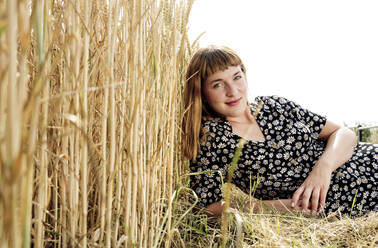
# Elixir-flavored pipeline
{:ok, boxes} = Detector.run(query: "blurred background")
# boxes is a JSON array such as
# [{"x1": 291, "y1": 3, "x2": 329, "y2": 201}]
[{"x1": 188, "y1": 0, "x2": 378, "y2": 127}]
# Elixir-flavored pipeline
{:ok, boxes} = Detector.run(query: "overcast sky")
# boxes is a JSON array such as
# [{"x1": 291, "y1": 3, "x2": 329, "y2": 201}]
[{"x1": 188, "y1": 0, "x2": 378, "y2": 126}]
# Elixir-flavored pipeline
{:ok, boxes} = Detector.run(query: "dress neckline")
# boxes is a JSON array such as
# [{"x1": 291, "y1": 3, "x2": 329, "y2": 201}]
[{"x1": 224, "y1": 100, "x2": 267, "y2": 144}]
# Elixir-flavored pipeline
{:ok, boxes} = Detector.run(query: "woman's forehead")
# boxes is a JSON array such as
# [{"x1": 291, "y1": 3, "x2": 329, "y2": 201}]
[
  {"x1": 201, "y1": 59, "x2": 240, "y2": 79},
  {"x1": 206, "y1": 66, "x2": 242, "y2": 81}
]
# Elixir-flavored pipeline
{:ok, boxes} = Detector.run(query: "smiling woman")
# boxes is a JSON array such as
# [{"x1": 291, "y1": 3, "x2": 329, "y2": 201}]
[
  {"x1": 203, "y1": 66, "x2": 266, "y2": 142},
  {"x1": 181, "y1": 45, "x2": 378, "y2": 218},
  {"x1": 203, "y1": 67, "x2": 248, "y2": 119}
]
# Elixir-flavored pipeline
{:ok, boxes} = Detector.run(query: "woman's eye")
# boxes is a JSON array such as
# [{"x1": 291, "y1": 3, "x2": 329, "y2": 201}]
[
  {"x1": 213, "y1": 83, "x2": 221, "y2": 88},
  {"x1": 234, "y1": 75, "x2": 241, "y2": 80}
]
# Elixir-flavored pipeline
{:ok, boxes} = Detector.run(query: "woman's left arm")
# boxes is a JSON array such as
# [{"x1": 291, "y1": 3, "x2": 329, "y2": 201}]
[{"x1": 291, "y1": 120, "x2": 358, "y2": 214}]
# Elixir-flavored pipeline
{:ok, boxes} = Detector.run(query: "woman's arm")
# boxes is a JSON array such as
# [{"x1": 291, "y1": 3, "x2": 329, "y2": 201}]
[
  {"x1": 291, "y1": 120, "x2": 357, "y2": 213},
  {"x1": 246, "y1": 199, "x2": 301, "y2": 213},
  {"x1": 205, "y1": 199, "x2": 301, "y2": 217}
]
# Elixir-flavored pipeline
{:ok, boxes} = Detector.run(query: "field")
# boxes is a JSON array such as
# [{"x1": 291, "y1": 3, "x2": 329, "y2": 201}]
[
  {"x1": 171, "y1": 132, "x2": 378, "y2": 247},
  {"x1": 0, "y1": 0, "x2": 377, "y2": 247},
  {"x1": 170, "y1": 183, "x2": 378, "y2": 247}
]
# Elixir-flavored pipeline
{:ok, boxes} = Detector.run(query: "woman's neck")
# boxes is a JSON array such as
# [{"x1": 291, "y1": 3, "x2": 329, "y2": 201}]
[{"x1": 226, "y1": 107, "x2": 255, "y2": 124}]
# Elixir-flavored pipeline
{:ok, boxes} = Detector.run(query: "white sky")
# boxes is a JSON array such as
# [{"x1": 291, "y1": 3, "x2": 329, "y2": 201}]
[{"x1": 187, "y1": 0, "x2": 378, "y2": 126}]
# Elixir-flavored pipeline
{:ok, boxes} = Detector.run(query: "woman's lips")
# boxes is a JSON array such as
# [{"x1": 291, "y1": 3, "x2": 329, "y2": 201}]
[{"x1": 226, "y1": 98, "x2": 241, "y2": 106}]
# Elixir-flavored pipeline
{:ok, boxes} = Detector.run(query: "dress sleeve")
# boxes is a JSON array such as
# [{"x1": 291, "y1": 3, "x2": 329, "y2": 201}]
[
  {"x1": 267, "y1": 96, "x2": 327, "y2": 138},
  {"x1": 189, "y1": 122, "x2": 224, "y2": 208}
]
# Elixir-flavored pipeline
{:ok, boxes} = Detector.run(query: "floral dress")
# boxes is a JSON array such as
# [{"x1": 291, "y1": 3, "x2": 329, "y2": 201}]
[{"x1": 190, "y1": 95, "x2": 378, "y2": 216}]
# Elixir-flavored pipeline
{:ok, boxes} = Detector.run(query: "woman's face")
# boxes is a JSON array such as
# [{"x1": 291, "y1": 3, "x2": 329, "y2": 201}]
[{"x1": 203, "y1": 66, "x2": 248, "y2": 119}]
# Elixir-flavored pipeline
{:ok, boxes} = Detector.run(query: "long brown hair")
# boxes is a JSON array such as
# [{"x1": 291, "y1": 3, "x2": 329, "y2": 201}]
[{"x1": 181, "y1": 46, "x2": 246, "y2": 161}]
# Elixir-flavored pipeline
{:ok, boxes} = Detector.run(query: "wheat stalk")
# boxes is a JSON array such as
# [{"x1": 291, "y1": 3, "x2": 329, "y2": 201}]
[{"x1": 0, "y1": 1, "x2": 193, "y2": 247}]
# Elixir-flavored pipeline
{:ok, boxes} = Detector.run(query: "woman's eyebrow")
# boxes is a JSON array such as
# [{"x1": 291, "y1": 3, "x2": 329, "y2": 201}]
[
  {"x1": 209, "y1": 78, "x2": 222, "y2": 84},
  {"x1": 208, "y1": 70, "x2": 241, "y2": 84}
]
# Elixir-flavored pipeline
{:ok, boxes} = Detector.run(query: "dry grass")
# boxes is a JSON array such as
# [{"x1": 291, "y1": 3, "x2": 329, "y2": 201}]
[
  {"x1": 0, "y1": 0, "x2": 194, "y2": 247},
  {"x1": 171, "y1": 186, "x2": 378, "y2": 247}
]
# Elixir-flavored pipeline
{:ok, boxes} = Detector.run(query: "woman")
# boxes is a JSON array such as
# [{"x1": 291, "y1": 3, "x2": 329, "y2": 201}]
[{"x1": 181, "y1": 45, "x2": 377, "y2": 217}]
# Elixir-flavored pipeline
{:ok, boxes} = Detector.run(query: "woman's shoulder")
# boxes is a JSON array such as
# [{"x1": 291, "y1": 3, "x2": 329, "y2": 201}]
[
  {"x1": 199, "y1": 117, "x2": 234, "y2": 147},
  {"x1": 255, "y1": 95, "x2": 291, "y2": 105},
  {"x1": 201, "y1": 117, "x2": 230, "y2": 135},
  {"x1": 253, "y1": 95, "x2": 293, "y2": 113}
]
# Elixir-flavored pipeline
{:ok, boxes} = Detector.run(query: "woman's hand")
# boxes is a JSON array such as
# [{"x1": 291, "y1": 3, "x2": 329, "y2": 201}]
[
  {"x1": 291, "y1": 162, "x2": 332, "y2": 214},
  {"x1": 291, "y1": 121, "x2": 357, "y2": 214}
]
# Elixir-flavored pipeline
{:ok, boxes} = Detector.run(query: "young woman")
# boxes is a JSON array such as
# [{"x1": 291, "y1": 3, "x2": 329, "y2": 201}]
[{"x1": 181, "y1": 45, "x2": 377, "y2": 217}]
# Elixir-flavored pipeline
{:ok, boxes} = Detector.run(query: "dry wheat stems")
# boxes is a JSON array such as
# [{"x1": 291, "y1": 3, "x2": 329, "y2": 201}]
[
  {"x1": 5, "y1": 1, "x2": 20, "y2": 248},
  {"x1": 0, "y1": 0, "x2": 193, "y2": 247}
]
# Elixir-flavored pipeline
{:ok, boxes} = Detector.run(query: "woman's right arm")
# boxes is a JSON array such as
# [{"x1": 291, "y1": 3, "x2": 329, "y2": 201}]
[
  {"x1": 250, "y1": 199, "x2": 300, "y2": 213},
  {"x1": 205, "y1": 199, "x2": 302, "y2": 217}
]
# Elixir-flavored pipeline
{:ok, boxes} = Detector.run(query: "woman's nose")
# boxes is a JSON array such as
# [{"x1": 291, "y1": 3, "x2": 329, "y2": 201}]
[{"x1": 225, "y1": 83, "x2": 237, "y2": 96}]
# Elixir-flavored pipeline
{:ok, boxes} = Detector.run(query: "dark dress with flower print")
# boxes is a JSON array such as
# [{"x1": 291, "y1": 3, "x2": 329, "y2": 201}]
[{"x1": 190, "y1": 95, "x2": 378, "y2": 216}]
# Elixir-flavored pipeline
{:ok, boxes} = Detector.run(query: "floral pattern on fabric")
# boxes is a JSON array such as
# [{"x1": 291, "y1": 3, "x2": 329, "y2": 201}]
[{"x1": 189, "y1": 95, "x2": 378, "y2": 216}]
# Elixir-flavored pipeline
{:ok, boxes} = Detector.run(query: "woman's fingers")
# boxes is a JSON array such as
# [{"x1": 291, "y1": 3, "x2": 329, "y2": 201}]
[
  {"x1": 292, "y1": 185, "x2": 323, "y2": 213},
  {"x1": 300, "y1": 187, "x2": 313, "y2": 211},
  {"x1": 291, "y1": 164, "x2": 332, "y2": 213},
  {"x1": 311, "y1": 188, "x2": 320, "y2": 214},
  {"x1": 319, "y1": 186, "x2": 328, "y2": 211},
  {"x1": 291, "y1": 186, "x2": 304, "y2": 208},
  {"x1": 292, "y1": 185, "x2": 313, "y2": 211}
]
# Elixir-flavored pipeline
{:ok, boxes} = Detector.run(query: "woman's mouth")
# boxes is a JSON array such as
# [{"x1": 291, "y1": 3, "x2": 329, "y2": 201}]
[{"x1": 226, "y1": 98, "x2": 241, "y2": 106}]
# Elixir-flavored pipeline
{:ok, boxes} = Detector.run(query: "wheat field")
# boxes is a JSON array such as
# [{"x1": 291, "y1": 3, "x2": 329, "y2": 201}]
[
  {"x1": 1, "y1": 0, "x2": 377, "y2": 247},
  {"x1": 0, "y1": 0, "x2": 194, "y2": 247}
]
